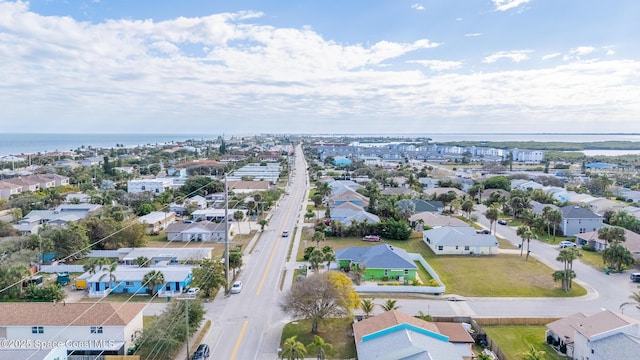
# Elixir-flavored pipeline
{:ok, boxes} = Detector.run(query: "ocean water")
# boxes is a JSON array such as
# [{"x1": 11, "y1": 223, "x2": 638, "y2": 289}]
[
  {"x1": 1, "y1": 133, "x2": 640, "y2": 157},
  {"x1": 0, "y1": 133, "x2": 219, "y2": 157}
]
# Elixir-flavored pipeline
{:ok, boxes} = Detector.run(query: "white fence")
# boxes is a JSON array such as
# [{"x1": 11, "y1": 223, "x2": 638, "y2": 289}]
[{"x1": 354, "y1": 253, "x2": 446, "y2": 295}]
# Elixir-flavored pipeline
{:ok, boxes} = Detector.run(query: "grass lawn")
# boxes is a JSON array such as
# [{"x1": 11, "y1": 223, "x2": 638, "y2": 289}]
[
  {"x1": 143, "y1": 315, "x2": 156, "y2": 328},
  {"x1": 428, "y1": 253, "x2": 586, "y2": 297},
  {"x1": 280, "y1": 318, "x2": 356, "y2": 360},
  {"x1": 297, "y1": 230, "x2": 586, "y2": 297},
  {"x1": 483, "y1": 325, "x2": 569, "y2": 360},
  {"x1": 578, "y1": 249, "x2": 606, "y2": 270}
]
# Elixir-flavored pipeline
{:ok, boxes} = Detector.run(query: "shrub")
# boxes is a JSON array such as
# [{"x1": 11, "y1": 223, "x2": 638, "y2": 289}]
[{"x1": 582, "y1": 244, "x2": 596, "y2": 252}]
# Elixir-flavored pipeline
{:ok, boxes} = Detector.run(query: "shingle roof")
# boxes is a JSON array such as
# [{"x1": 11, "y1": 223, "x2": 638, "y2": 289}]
[
  {"x1": 0, "y1": 302, "x2": 145, "y2": 326},
  {"x1": 353, "y1": 310, "x2": 439, "y2": 343},
  {"x1": 335, "y1": 244, "x2": 416, "y2": 269},
  {"x1": 561, "y1": 205, "x2": 601, "y2": 219},
  {"x1": 422, "y1": 226, "x2": 498, "y2": 247}
]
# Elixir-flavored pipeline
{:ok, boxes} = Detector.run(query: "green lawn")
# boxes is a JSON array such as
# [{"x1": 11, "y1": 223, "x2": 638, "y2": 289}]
[
  {"x1": 483, "y1": 325, "x2": 569, "y2": 360},
  {"x1": 298, "y1": 231, "x2": 586, "y2": 297},
  {"x1": 281, "y1": 318, "x2": 356, "y2": 360}
]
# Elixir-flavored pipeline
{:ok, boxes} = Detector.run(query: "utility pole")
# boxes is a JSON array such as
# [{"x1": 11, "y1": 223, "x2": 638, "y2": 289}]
[
  {"x1": 224, "y1": 174, "x2": 230, "y2": 293},
  {"x1": 177, "y1": 296, "x2": 192, "y2": 360}
]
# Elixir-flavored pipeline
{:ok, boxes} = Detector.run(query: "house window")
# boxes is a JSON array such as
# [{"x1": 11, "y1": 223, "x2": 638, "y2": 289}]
[
  {"x1": 141, "y1": 185, "x2": 146, "y2": 191},
  {"x1": 438, "y1": 246, "x2": 443, "y2": 251},
  {"x1": 155, "y1": 188, "x2": 160, "y2": 193},
  {"x1": 125, "y1": 281, "x2": 134, "y2": 287},
  {"x1": 455, "y1": 246, "x2": 459, "y2": 250},
  {"x1": 384, "y1": 269, "x2": 388, "y2": 276},
  {"x1": 91, "y1": 326, "x2": 103, "y2": 334},
  {"x1": 404, "y1": 269, "x2": 409, "y2": 275},
  {"x1": 465, "y1": 246, "x2": 470, "y2": 251},
  {"x1": 31, "y1": 326, "x2": 44, "y2": 334},
  {"x1": 166, "y1": 284, "x2": 171, "y2": 290}
]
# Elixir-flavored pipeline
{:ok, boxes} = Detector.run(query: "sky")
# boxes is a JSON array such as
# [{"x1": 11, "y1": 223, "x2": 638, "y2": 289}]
[{"x1": 1, "y1": 0, "x2": 640, "y2": 135}]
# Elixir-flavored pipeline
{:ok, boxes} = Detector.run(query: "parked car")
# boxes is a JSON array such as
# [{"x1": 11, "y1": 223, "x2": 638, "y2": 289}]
[
  {"x1": 186, "y1": 287, "x2": 200, "y2": 295},
  {"x1": 497, "y1": 219, "x2": 508, "y2": 225},
  {"x1": 631, "y1": 273, "x2": 640, "y2": 282},
  {"x1": 559, "y1": 241, "x2": 577, "y2": 248},
  {"x1": 231, "y1": 281, "x2": 243, "y2": 294},
  {"x1": 192, "y1": 343, "x2": 210, "y2": 360},
  {"x1": 282, "y1": 230, "x2": 289, "y2": 237},
  {"x1": 476, "y1": 229, "x2": 491, "y2": 234}
]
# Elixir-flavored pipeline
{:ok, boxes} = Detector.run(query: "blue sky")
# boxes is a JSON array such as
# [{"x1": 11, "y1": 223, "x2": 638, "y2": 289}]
[{"x1": 1, "y1": 0, "x2": 639, "y2": 134}]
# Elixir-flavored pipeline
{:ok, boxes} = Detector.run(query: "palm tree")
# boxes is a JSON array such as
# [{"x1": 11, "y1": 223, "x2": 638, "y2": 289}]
[
  {"x1": 281, "y1": 336, "x2": 307, "y2": 360},
  {"x1": 554, "y1": 248, "x2": 581, "y2": 291},
  {"x1": 485, "y1": 207, "x2": 499, "y2": 235},
  {"x1": 134, "y1": 256, "x2": 150, "y2": 267},
  {"x1": 547, "y1": 209, "x2": 562, "y2": 240},
  {"x1": 98, "y1": 262, "x2": 118, "y2": 290},
  {"x1": 516, "y1": 226, "x2": 533, "y2": 257},
  {"x1": 322, "y1": 250, "x2": 336, "y2": 270},
  {"x1": 233, "y1": 210, "x2": 244, "y2": 234},
  {"x1": 306, "y1": 335, "x2": 333, "y2": 360},
  {"x1": 308, "y1": 249, "x2": 325, "y2": 271},
  {"x1": 312, "y1": 231, "x2": 325, "y2": 248},
  {"x1": 521, "y1": 345, "x2": 546, "y2": 360},
  {"x1": 415, "y1": 310, "x2": 432, "y2": 321},
  {"x1": 598, "y1": 226, "x2": 626, "y2": 247},
  {"x1": 360, "y1": 299, "x2": 375, "y2": 318},
  {"x1": 380, "y1": 299, "x2": 400, "y2": 311},
  {"x1": 461, "y1": 199, "x2": 475, "y2": 218},
  {"x1": 143, "y1": 270, "x2": 165, "y2": 296}
]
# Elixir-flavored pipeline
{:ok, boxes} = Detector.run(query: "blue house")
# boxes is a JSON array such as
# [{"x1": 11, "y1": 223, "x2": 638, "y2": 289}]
[
  {"x1": 333, "y1": 156, "x2": 352, "y2": 166},
  {"x1": 86, "y1": 266, "x2": 194, "y2": 298}
]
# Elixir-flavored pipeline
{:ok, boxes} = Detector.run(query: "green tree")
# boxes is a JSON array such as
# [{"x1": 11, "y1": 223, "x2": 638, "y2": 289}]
[
  {"x1": 24, "y1": 283, "x2": 65, "y2": 302},
  {"x1": 281, "y1": 336, "x2": 307, "y2": 360},
  {"x1": 306, "y1": 335, "x2": 333, "y2": 360},
  {"x1": 598, "y1": 226, "x2": 626, "y2": 245},
  {"x1": 360, "y1": 299, "x2": 375, "y2": 318},
  {"x1": 461, "y1": 199, "x2": 475, "y2": 218},
  {"x1": 136, "y1": 203, "x2": 155, "y2": 216},
  {"x1": 379, "y1": 299, "x2": 401, "y2": 311},
  {"x1": 483, "y1": 175, "x2": 511, "y2": 191},
  {"x1": 281, "y1": 272, "x2": 355, "y2": 333},
  {"x1": 228, "y1": 250, "x2": 243, "y2": 278},
  {"x1": 143, "y1": 270, "x2": 165, "y2": 295},
  {"x1": 308, "y1": 249, "x2": 325, "y2": 271},
  {"x1": 485, "y1": 206, "x2": 499, "y2": 234},
  {"x1": 521, "y1": 345, "x2": 546, "y2": 360},
  {"x1": 553, "y1": 248, "x2": 581, "y2": 291},
  {"x1": 233, "y1": 210, "x2": 245, "y2": 234},
  {"x1": 312, "y1": 231, "x2": 325, "y2": 248},
  {"x1": 322, "y1": 248, "x2": 336, "y2": 270},
  {"x1": 602, "y1": 243, "x2": 634, "y2": 272},
  {"x1": 383, "y1": 219, "x2": 411, "y2": 240},
  {"x1": 134, "y1": 256, "x2": 150, "y2": 267},
  {"x1": 41, "y1": 223, "x2": 90, "y2": 260},
  {"x1": 258, "y1": 219, "x2": 268, "y2": 231},
  {"x1": 192, "y1": 258, "x2": 226, "y2": 297}
]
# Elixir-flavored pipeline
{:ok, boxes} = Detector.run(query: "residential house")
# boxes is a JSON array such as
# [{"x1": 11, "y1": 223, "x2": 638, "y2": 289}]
[
  {"x1": 127, "y1": 178, "x2": 174, "y2": 194},
  {"x1": 353, "y1": 310, "x2": 474, "y2": 360},
  {"x1": 546, "y1": 310, "x2": 640, "y2": 359},
  {"x1": 583, "y1": 197, "x2": 625, "y2": 215},
  {"x1": 0, "y1": 347, "x2": 68, "y2": 360},
  {"x1": 169, "y1": 195, "x2": 208, "y2": 214},
  {"x1": 137, "y1": 211, "x2": 176, "y2": 233},
  {"x1": 335, "y1": 244, "x2": 417, "y2": 281},
  {"x1": 380, "y1": 187, "x2": 416, "y2": 197},
  {"x1": 418, "y1": 177, "x2": 438, "y2": 189},
  {"x1": 87, "y1": 265, "x2": 194, "y2": 298},
  {"x1": 13, "y1": 203, "x2": 102, "y2": 234},
  {"x1": 120, "y1": 247, "x2": 212, "y2": 265},
  {"x1": 226, "y1": 163, "x2": 281, "y2": 183},
  {"x1": 0, "y1": 180, "x2": 22, "y2": 200},
  {"x1": 422, "y1": 226, "x2": 499, "y2": 255},
  {"x1": 79, "y1": 156, "x2": 103, "y2": 167},
  {"x1": 228, "y1": 180, "x2": 272, "y2": 194},
  {"x1": 4, "y1": 176, "x2": 40, "y2": 192},
  {"x1": 529, "y1": 200, "x2": 559, "y2": 216},
  {"x1": 330, "y1": 202, "x2": 380, "y2": 226},
  {"x1": 65, "y1": 192, "x2": 91, "y2": 203},
  {"x1": 328, "y1": 189, "x2": 370, "y2": 208},
  {"x1": 30, "y1": 173, "x2": 70, "y2": 188},
  {"x1": 560, "y1": 205, "x2": 603, "y2": 236},
  {"x1": 575, "y1": 227, "x2": 640, "y2": 258},
  {"x1": 333, "y1": 156, "x2": 352, "y2": 166},
  {"x1": 0, "y1": 302, "x2": 145, "y2": 356},
  {"x1": 409, "y1": 212, "x2": 468, "y2": 229},
  {"x1": 166, "y1": 221, "x2": 228, "y2": 242},
  {"x1": 511, "y1": 179, "x2": 544, "y2": 191},
  {"x1": 423, "y1": 187, "x2": 468, "y2": 199},
  {"x1": 410, "y1": 199, "x2": 444, "y2": 213}
]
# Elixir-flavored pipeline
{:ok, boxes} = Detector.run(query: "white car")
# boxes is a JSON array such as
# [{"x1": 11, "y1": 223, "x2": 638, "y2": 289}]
[
  {"x1": 559, "y1": 241, "x2": 577, "y2": 248},
  {"x1": 230, "y1": 281, "x2": 243, "y2": 294},
  {"x1": 186, "y1": 287, "x2": 200, "y2": 295}
]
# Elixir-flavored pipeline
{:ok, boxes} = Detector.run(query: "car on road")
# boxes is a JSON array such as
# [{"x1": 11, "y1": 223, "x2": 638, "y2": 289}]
[
  {"x1": 476, "y1": 229, "x2": 491, "y2": 234},
  {"x1": 558, "y1": 241, "x2": 577, "y2": 248},
  {"x1": 282, "y1": 230, "x2": 289, "y2": 237},
  {"x1": 631, "y1": 273, "x2": 640, "y2": 282},
  {"x1": 497, "y1": 219, "x2": 508, "y2": 225},
  {"x1": 231, "y1": 281, "x2": 243, "y2": 294},
  {"x1": 192, "y1": 343, "x2": 210, "y2": 360},
  {"x1": 186, "y1": 287, "x2": 200, "y2": 295}
]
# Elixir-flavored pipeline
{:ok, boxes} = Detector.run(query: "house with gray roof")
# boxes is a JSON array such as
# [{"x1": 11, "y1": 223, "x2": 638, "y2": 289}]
[
  {"x1": 335, "y1": 244, "x2": 417, "y2": 281},
  {"x1": 411, "y1": 199, "x2": 444, "y2": 213},
  {"x1": 13, "y1": 203, "x2": 102, "y2": 234},
  {"x1": 166, "y1": 221, "x2": 228, "y2": 242},
  {"x1": 560, "y1": 205, "x2": 603, "y2": 236},
  {"x1": 422, "y1": 226, "x2": 498, "y2": 255},
  {"x1": 546, "y1": 310, "x2": 640, "y2": 359}
]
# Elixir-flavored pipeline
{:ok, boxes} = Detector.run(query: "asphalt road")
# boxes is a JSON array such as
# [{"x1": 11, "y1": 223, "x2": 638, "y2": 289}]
[{"x1": 200, "y1": 144, "x2": 309, "y2": 360}]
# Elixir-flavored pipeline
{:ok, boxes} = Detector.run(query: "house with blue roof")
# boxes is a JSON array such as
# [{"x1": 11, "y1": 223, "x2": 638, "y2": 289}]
[{"x1": 335, "y1": 244, "x2": 417, "y2": 281}]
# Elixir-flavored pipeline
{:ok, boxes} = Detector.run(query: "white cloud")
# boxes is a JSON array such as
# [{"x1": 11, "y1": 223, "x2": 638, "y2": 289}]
[
  {"x1": 571, "y1": 46, "x2": 595, "y2": 56},
  {"x1": 464, "y1": 33, "x2": 481, "y2": 37},
  {"x1": 606, "y1": 49, "x2": 615, "y2": 56},
  {"x1": 411, "y1": 3, "x2": 425, "y2": 11},
  {"x1": 0, "y1": 2, "x2": 639, "y2": 134},
  {"x1": 542, "y1": 52, "x2": 561, "y2": 61},
  {"x1": 408, "y1": 60, "x2": 463, "y2": 71},
  {"x1": 483, "y1": 50, "x2": 532, "y2": 63},
  {"x1": 492, "y1": 0, "x2": 531, "y2": 12}
]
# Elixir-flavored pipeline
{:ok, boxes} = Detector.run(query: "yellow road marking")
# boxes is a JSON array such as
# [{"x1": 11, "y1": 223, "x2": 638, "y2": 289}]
[{"x1": 229, "y1": 319, "x2": 249, "y2": 360}]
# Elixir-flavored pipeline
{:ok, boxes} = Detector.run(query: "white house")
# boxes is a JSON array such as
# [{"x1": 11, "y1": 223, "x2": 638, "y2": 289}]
[
  {"x1": 166, "y1": 222, "x2": 228, "y2": 242},
  {"x1": 546, "y1": 310, "x2": 640, "y2": 359},
  {"x1": 422, "y1": 226, "x2": 499, "y2": 255},
  {"x1": 138, "y1": 211, "x2": 176, "y2": 233},
  {"x1": 0, "y1": 302, "x2": 145, "y2": 357},
  {"x1": 0, "y1": 180, "x2": 22, "y2": 200},
  {"x1": 127, "y1": 178, "x2": 174, "y2": 195}
]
